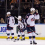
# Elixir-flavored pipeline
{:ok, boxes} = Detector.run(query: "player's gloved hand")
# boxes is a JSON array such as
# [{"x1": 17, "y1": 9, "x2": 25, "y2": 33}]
[{"x1": 17, "y1": 26, "x2": 20, "y2": 31}]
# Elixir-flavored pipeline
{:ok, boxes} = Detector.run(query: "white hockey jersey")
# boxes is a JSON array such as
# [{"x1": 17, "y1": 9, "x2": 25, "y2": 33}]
[
  {"x1": 18, "y1": 20, "x2": 24, "y2": 29},
  {"x1": 27, "y1": 15, "x2": 35, "y2": 26},
  {"x1": 7, "y1": 16, "x2": 15, "y2": 27}
]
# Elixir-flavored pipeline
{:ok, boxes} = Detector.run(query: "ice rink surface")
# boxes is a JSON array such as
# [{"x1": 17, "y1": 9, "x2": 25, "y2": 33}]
[{"x1": 0, "y1": 39, "x2": 45, "y2": 45}]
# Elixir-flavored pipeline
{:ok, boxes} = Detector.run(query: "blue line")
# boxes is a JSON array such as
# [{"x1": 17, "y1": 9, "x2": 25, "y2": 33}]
[{"x1": 0, "y1": 24, "x2": 45, "y2": 26}]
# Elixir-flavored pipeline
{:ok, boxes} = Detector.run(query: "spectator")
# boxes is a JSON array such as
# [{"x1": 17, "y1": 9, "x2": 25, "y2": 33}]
[
  {"x1": 40, "y1": 14, "x2": 44, "y2": 23},
  {"x1": 27, "y1": 4, "x2": 30, "y2": 8},
  {"x1": 27, "y1": 4, "x2": 30, "y2": 13},
  {"x1": 23, "y1": 4, "x2": 28, "y2": 13},
  {"x1": 44, "y1": 19, "x2": 45, "y2": 23},
  {"x1": 34, "y1": 0, "x2": 40, "y2": 12},
  {"x1": 11, "y1": 3, "x2": 14, "y2": 10},
  {"x1": 0, "y1": 18, "x2": 5, "y2": 23}
]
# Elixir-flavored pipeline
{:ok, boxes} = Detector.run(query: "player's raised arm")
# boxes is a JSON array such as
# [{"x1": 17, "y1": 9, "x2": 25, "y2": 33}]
[{"x1": 34, "y1": 9, "x2": 40, "y2": 23}]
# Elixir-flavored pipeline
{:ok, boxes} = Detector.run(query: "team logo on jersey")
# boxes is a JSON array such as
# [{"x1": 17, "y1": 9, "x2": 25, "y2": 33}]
[{"x1": 31, "y1": 17, "x2": 35, "y2": 21}]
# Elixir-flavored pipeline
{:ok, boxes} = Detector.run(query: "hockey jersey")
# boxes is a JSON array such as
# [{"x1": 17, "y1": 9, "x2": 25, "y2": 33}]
[
  {"x1": 7, "y1": 16, "x2": 15, "y2": 27},
  {"x1": 25, "y1": 13, "x2": 31, "y2": 23},
  {"x1": 27, "y1": 14, "x2": 35, "y2": 26},
  {"x1": 26, "y1": 13, "x2": 35, "y2": 27},
  {"x1": 18, "y1": 19, "x2": 25, "y2": 29}
]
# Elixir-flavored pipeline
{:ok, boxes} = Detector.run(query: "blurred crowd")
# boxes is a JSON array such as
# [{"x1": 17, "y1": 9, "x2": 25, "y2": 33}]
[{"x1": 0, "y1": 0, "x2": 45, "y2": 23}]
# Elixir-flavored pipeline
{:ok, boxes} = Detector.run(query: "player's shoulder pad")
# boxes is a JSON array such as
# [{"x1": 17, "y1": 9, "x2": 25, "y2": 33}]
[
  {"x1": 27, "y1": 13, "x2": 31, "y2": 16},
  {"x1": 26, "y1": 13, "x2": 31, "y2": 18}
]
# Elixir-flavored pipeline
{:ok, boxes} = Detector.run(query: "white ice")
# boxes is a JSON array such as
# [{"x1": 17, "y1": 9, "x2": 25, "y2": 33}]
[{"x1": 0, "y1": 39, "x2": 45, "y2": 45}]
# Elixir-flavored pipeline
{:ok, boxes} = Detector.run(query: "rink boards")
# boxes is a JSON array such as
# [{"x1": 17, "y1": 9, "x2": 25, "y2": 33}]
[{"x1": 0, "y1": 24, "x2": 45, "y2": 40}]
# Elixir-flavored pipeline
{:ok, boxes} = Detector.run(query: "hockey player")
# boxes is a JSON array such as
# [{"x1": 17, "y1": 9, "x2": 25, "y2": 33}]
[
  {"x1": 6, "y1": 12, "x2": 15, "y2": 40},
  {"x1": 26, "y1": 8, "x2": 37, "y2": 44},
  {"x1": 17, "y1": 16, "x2": 25, "y2": 41}
]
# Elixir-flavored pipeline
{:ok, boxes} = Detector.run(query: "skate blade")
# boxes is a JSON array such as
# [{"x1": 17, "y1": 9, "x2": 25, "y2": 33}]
[{"x1": 33, "y1": 44, "x2": 37, "y2": 45}]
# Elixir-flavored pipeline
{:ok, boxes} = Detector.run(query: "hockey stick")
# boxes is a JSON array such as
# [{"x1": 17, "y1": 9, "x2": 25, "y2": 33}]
[
  {"x1": 30, "y1": 28, "x2": 41, "y2": 35},
  {"x1": 15, "y1": 16, "x2": 18, "y2": 19}
]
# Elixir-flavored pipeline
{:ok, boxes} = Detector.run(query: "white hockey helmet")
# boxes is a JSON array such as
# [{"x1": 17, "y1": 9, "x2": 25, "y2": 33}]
[
  {"x1": 18, "y1": 16, "x2": 21, "y2": 20},
  {"x1": 30, "y1": 8, "x2": 35, "y2": 12},
  {"x1": 7, "y1": 12, "x2": 11, "y2": 15}
]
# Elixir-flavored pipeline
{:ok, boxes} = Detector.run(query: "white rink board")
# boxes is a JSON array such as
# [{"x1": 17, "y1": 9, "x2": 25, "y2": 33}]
[
  {"x1": 0, "y1": 24, "x2": 45, "y2": 37},
  {"x1": 14, "y1": 24, "x2": 45, "y2": 37},
  {"x1": 0, "y1": 24, "x2": 7, "y2": 36}
]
